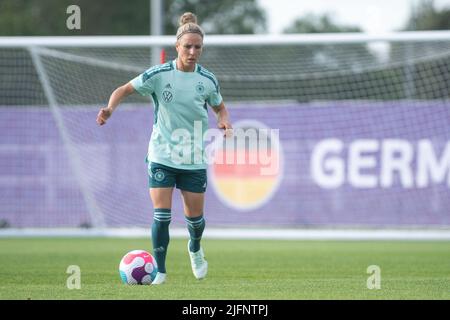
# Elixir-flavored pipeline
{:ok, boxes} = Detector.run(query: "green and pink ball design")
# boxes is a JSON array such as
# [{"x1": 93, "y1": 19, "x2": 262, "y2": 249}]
[{"x1": 119, "y1": 250, "x2": 158, "y2": 285}]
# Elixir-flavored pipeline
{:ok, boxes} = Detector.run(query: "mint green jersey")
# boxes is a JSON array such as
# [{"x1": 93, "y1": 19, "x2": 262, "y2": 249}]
[{"x1": 130, "y1": 59, "x2": 223, "y2": 170}]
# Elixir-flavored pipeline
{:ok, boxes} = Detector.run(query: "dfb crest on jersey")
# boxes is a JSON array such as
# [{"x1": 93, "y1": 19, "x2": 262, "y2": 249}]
[{"x1": 196, "y1": 82, "x2": 205, "y2": 94}]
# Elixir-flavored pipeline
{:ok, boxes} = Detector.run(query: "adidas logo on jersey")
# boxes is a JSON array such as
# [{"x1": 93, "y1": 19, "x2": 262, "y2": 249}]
[{"x1": 164, "y1": 83, "x2": 172, "y2": 89}]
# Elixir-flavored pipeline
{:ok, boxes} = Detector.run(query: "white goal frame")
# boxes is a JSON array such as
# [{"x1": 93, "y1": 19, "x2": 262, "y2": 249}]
[
  {"x1": 1, "y1": 31, "x2": 450, "y2": 239},
  {"x1": 1, "y1": 30, "x2": 450, "y2": 47}
]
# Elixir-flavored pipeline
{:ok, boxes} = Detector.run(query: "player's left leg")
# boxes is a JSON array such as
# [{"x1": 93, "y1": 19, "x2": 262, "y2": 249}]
[
  {"x1": 177, "y1": 168, "x2": 208, "y2": 279},
  {"x1": 180, "y1": 190, "x2": 208, "y2": 279}
]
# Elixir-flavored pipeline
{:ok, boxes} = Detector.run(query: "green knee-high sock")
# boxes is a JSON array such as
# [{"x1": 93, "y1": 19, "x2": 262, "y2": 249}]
[
  {"x1": 185, "y1": 215, "x2": 205, "y2": 253},
  {"x1": 152, "y1": 208, "x2": 171, "y2": 273}
]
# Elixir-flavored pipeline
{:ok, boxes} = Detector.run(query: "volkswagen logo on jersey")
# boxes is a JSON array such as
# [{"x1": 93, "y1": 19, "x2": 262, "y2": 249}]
[{"x1": 162, "y1": 90, "x2": 173, "y2": 103}]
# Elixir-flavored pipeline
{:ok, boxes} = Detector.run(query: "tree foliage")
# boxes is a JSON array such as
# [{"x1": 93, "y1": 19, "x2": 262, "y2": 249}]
[
  {"x1": 0, "y1": 0, "x2": 150, "y2": 36},
  {"x1": 0, "y1": 0, "x2": 266, "y2": 36},
  {"x1": 403, "y1": 0, "x2": 450, "y2": 30},
  {"x1": 283, "y1": 13, "x2": 362, "y2": 34},
  {"x1": 164, "y1": 0, "x2": 266, "y2": 35}
]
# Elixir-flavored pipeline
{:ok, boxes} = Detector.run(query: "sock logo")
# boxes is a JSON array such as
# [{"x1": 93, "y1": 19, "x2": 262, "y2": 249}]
[{"x1": 154, "y1": 246, "x2": 165, "y2": 253}]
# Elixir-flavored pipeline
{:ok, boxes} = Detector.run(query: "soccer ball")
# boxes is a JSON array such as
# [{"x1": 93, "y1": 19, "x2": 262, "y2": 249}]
[{"x1": 119, "y1": 250, "x2": 158, "y2": 285}]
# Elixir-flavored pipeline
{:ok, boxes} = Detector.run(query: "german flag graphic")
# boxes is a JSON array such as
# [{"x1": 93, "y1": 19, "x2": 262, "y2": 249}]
[{"x1": 209, "y1": 121, "x2": 283, "y2": 211}]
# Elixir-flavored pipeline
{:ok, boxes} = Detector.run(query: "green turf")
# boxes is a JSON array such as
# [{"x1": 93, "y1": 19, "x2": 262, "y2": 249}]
[{"x1": 0, "y1": 238, "x2": 448, "y2": 299}]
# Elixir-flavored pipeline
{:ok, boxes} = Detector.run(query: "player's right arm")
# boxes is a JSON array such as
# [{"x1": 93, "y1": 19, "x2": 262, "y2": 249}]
[{"x1": 96, "y1": 82, "x2": 135, "y2": 126}]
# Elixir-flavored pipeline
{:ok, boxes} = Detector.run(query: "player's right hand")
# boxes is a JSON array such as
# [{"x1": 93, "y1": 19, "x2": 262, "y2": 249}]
[{"x1": 96, "y1": 107, "x2": 112, "y2": 126}]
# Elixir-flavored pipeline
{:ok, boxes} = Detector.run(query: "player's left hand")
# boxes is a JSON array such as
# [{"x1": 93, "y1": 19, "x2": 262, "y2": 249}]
[
  {"x1": 96, "y1": 107, "x2": 112, "y2": 126},
  {"x1": 218, "y1": 121, "x2": 233, "y2": 138}
]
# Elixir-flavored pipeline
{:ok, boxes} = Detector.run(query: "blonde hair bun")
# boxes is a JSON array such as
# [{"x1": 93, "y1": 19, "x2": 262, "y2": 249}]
[
  {"x1": 176, "y1": 12, "x2": 204, "y2": 40},
  {"x1": 179, "y1": 12, "x2": 198, "y2": 26}
]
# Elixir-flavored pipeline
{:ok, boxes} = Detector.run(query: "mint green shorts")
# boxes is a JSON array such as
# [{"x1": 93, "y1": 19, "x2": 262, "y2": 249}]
[{"x1": 148, "y1": 162, "x2": 207, "y2": 193}]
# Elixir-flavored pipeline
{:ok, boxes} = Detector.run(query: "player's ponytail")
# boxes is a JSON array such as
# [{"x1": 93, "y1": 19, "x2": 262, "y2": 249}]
[{"x1": 176, "y1": 12, "x2": 204, "y2": 41}]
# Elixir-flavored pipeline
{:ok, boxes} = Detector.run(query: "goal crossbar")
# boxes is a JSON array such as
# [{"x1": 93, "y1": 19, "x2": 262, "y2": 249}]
[{"x1": 1, "y1": 31, "x2": 450, "y2": 47}]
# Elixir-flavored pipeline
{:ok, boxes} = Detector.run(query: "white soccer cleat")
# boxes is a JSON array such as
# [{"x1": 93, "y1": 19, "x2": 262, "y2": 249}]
[
  {"x1": 188, "y1": 240, "x2": 208, "y2": 280},
  {"x1": 151, "y1": 272, "x2": 166, "y2": 285}
]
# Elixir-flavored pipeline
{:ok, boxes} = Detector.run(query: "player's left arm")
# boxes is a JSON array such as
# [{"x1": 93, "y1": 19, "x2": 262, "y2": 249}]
[{"x1": 212, "y1": 102, "x2": 233, "y2": 137}]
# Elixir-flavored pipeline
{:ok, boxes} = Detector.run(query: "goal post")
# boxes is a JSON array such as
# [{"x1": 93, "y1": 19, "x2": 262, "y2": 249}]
[{"x1": 0, "y1": 31, "x2": 449, "y2": 230}]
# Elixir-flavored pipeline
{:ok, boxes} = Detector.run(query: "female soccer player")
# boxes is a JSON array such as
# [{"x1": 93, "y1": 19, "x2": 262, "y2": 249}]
[{"x1": 96, "y1": 12, "x2": 232, "y2": 285}]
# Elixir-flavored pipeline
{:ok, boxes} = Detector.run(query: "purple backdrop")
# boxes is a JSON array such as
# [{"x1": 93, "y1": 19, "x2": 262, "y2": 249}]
[{"x1": 1, "y1": 101, "x2": 449, "y2": 227}]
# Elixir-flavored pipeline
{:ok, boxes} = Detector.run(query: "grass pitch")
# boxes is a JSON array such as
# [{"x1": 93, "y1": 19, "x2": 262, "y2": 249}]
[{"x1": 0, "y1": 238, "x2": 448, "y2": 300}]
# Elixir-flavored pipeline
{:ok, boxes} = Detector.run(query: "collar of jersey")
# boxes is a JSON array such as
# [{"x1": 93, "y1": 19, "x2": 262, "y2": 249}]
[{"x1": 173, "y1": 59, "x2": 198, "y2": 73}]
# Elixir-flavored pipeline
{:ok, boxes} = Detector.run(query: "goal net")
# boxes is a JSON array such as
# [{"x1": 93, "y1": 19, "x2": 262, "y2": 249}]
[{"x1": 1, "y1": 32, "x2": 449, "y2": 229}]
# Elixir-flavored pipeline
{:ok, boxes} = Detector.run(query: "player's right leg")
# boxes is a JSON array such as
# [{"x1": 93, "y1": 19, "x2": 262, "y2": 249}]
[
  {"x1": 148, "y1": 163, "x2": 175, "y2": 285},
  {"x1": 150, "y1": 188, "x2": 173, "y2": 285}
]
